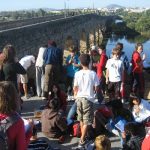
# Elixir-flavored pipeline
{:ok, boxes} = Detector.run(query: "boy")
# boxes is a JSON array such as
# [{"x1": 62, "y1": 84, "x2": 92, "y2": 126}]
[
  {"x1": 106, "y1": 48, "x2": 124, "y2": 101},
  {"x1": 73, "y1": 54, "x2": 99, "y2": 147}
]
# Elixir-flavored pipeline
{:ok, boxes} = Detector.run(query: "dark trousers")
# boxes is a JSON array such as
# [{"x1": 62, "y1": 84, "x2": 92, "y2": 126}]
[{"x1": 132, "y1": 72, "x2": 144, "y2": 98}]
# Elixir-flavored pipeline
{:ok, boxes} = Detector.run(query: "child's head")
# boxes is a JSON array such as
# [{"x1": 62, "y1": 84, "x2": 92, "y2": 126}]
[
  {"x1": 129, "y1": 93, "x2": 141, "y2": 108},
  {"x1": 48, "y1": 98, "x2": 59, "y2": 110},
  {"x1": 79, "y1": 54, "x2": 90, "y2": 67},
  {"x1": 95, "y1": 135, "x2": 111, "y2": 150},
  {"x1": 116, "y1": 42, "x2": 123, "y2": 51},
  {"x1": 0, "y1": 81, "x2": 18, "y2": 114},
  {"x1": 112, "y1": 48, "x2": 120, "y2": 59},
  {"x1": 125, "y1": 122, "x2": 145, "y2": 137},
  {"x1": 98, "y1": 45, "x2": 105, "y2": 55}
]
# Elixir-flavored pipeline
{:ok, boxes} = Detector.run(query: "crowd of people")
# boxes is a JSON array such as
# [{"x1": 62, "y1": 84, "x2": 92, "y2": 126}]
[{"x1": 0, "y1": 41, "x2": 150, "y2": 150}]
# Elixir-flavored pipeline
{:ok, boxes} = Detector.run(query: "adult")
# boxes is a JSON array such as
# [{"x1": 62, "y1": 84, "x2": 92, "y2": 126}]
[
  {"x1": 0, "y1": 81, "x2": 32, "y2": 150},
  {"x1": 43, "y1": 40, "x2": 63, "y2": 98},
  {"x1": 19, "y1": 55, "x2": 35, "y2": 98},
  {"x1": 131, "y1": 43, "x2": 145, "y2": 98},
  {"x1": 2, "y1": 44, "x2": 26, "y2": 90},
  {"x1": 65, "y1": 48, "x2": 80, "y2": 96},
  {"x1": 73, "y1": 54, "x2": 99, "y2": 147},
  {"x1": 35, "y1": 45, "x2": 47, "y2": 97}
]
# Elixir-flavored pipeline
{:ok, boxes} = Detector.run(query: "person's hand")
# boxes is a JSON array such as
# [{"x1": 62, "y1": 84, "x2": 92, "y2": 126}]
[
  {"x1": 142, "y1": 53, "x2": 146, "y2": 61},
  {"x1": 106, "y1": 79, "x2": 109, "y2": 84}
]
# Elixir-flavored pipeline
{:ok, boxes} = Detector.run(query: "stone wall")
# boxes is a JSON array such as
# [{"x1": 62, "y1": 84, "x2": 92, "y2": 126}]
[{"x1": 0, "y1": 14, "x2": 114, "y2": 58}]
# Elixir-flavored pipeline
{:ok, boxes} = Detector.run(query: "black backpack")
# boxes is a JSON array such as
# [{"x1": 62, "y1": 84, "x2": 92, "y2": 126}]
[{"x1": 0, "y1": 114, "x2": 19, "y2": 150}]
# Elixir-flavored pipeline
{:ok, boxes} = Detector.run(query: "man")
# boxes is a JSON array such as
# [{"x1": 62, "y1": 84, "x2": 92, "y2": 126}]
[
  {"x1": 131, "y1": 43, "x2": 146, "y2": 98},
  {"x1": 19, "y1": 55, "x2": 35, "y2": 98},
  {"x1": 73, "y1": 54, "x2": 99, "y2": 147},
  {"x1": 43, "y1": 40, "x2": 63, "y2": 98}
]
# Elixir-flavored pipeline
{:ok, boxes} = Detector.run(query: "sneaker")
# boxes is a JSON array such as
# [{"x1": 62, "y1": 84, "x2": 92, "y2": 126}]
[{"x1": 78, "y1": 139, "x2": 87, "y2": 148}]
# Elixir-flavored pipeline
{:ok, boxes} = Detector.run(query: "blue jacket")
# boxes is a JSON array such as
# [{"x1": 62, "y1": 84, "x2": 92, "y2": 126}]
[{"x1": 43, "y1": 46, "x2": 63, "y2": 65}]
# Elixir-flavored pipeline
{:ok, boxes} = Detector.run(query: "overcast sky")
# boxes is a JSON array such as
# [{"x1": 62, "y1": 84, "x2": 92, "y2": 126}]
[{"x1": 0, "y1": 0, "x2": 150, "y2": 11}]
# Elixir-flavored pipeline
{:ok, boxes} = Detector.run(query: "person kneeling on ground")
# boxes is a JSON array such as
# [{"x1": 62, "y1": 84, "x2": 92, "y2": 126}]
[{"x1": 41, "y1": 98, "x2": 67, "y2": 143}]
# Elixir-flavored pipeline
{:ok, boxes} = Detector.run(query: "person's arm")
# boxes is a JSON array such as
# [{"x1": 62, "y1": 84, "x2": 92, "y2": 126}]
[
  {"x1": 16, "y1": 62, "x2": 26, "y2": 75},
  {"x1": 15, "y1": 119, "x2": 28, "y2": 150},
  {"x1": 105, "y1": 68, "x2": 109, "y2": 84}
]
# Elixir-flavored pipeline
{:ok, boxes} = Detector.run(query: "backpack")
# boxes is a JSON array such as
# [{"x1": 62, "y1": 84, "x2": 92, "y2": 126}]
[
  {"x1": 72, "y1": 121, "x2": 81, "y2": 137},
  {"x1": 0, "y1": 114, "x2": 19, "y2": 150}
]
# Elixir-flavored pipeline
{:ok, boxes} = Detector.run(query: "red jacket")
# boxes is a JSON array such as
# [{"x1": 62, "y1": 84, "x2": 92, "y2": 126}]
[
  {"x1": 0, "y1": 112, "x2": 32, "y2": 150},
  {"x1": 96, "y1": 52, "x2": 108, "y2": 79},
  {"x1": 131, "y1": 51, "x2": 143, "y2": 73},
  {"x1": 142, "y1": 134, "x2": 150, "y2": 150}
]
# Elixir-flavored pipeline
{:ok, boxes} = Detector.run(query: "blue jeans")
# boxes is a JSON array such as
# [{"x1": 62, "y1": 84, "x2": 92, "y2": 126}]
[
  {"x1": 67, "y1": 102, "x2": 77, "y2": 125},
  {"x1": 36, "y1": 66, "x2": 45, "y2": 97}
]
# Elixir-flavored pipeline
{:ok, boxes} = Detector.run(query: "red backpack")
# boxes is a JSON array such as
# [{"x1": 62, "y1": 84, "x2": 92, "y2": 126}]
[{"x1": 72, "y1": 121, "x2": 81, "y2": 137}]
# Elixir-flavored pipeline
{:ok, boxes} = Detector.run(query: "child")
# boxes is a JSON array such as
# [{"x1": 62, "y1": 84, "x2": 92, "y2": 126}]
[
  {"x1": 41, "y1": 98, "x2": 67, "y2": 143},
  {"x1": 105, "y1": 48, "x2": 124, "y2": 101},
  {"x1": 123, "y1": 122, "x2": 145, "y2": 150}
]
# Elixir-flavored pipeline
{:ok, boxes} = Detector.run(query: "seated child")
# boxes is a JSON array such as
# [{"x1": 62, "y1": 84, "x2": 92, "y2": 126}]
[
  {"x1": 123, "y1": 122, "x2": 145, "y2": 150},
  {"x1": 41, "y1": 98, "x2": 67, "y2": 143}
]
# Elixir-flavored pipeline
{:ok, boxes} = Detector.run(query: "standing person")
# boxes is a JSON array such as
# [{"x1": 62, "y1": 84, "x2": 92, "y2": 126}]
[
  {"x1": 19, "y1": 55, "x2": 35, "y2": 98},
  {"x1": 43, "y1": 40, "x2": 63, "y2": 98},
  {"x1": 116, "y1": 42, "x2": 130, "y2": 103},
  {"x1": 35, "y1": 45, "x2": 47, "y2": 98},
  {"x1": 0, "y1": 81, "x2": 32, "y2": 150},
  {"x1": 105, "y1": 48, "x2": 124, "y2": 101},
  {"x1": 65, "y1": 48, "x2": 80, "y2": 97},
  {"x1": 96, "y1": 45, "x2": 108, "y2": 95},
  {"x1": 73, "y1": 54, "x2": 99, "y2": 147},
  {"x1": 131, "y1": 43, "x2": 145, "y2": 98},
  {"x1": 2, "y1": 44, "x2": 26, "y2": 90}
]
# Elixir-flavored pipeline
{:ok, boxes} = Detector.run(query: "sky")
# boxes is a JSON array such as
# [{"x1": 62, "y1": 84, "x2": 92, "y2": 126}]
[{"x1": 0, "y1": 0, "x2": 150, "y2": 11}]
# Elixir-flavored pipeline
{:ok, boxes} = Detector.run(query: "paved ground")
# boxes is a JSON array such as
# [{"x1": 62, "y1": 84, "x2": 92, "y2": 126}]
[{"x1": 21, "y1": 96, "x2": 122, "y2": 150}]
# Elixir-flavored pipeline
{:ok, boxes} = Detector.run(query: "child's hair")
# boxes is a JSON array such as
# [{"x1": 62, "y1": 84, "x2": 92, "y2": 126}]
[
  {"x1": 125, "y1": 122, "x2": 145, "y2": 137},
  {"x1": 0, "y1": 81, "x2": 18, "y2": 114},
  {"x1": 2, "y1": 44, "x2": 16, "y2": 63},
  {"x1": 116, "y1": 42, "x2": 123, "y2": 51},
  {"x1": 48, "y1": 98, "x2": 60, "y2": 110},
  {"x1": 95, "y1": 135, "x2": 111, "y2": 150},
  {"x1": 98, "y1": 44, "x2": 105, "y2": 51},
  {"x1": 135, "y1": 43, "x2": 143, "y2": 51},
  {"x1": 79, "y1": 54, "x2": 90, "y2": 67},
  {"x1": 129, "y1": 93, "x2": 141, "y2": 109},
  {"x1": 112, "y1": 48, "x2": 120, "y2": 56}
]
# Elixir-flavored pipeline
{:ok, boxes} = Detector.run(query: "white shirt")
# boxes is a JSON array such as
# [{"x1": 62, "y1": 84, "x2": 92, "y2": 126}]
[
  {"x1": 19, "y1": 55, "x2": 35, "y2": 70},
  {"x1": 35, "y1": 47, "x2": 46, "y2": 67},
  {"x1": 132, "y1": 99, "x2": 150, "y2": 122},
  {"x1": 106, "y1": 58, "x2": 124, "y2": 82},
  {"x1": 74, "y1": 69, "x2": 99, "y2": 102}
]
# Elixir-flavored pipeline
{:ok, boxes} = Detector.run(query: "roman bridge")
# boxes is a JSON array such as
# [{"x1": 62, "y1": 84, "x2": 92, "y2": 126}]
[{"x1": 0, "y1": 14, "x2": 115, "y2": 58}]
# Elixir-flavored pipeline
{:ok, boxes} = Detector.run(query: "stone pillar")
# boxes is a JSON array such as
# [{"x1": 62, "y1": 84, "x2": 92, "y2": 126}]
[
  {"x1": 89, "y1": 31, "x2": 95, "y2": 48},
  {"x1": 80, "y1": 31, "x2": 87, "y2": 53}
]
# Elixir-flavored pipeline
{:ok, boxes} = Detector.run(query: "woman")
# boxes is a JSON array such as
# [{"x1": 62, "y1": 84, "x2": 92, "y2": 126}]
[
  {"x1": 2, "y1": 44, "x2": 26, "y2": 90},
  {"x1": 129, "y1": 94, "x2": 150, "y2": 123},
  {"x1": 0, "y1": 81, "x2": 32, "y2": 150},
  {"x1": 48, "y1": 84, "x2": 67, "y2": 113}
]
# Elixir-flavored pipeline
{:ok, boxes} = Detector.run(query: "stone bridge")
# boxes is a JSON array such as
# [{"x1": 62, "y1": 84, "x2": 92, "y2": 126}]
[{"x1": 0, "y1": 14, "x2": 114, "y2": 58}]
